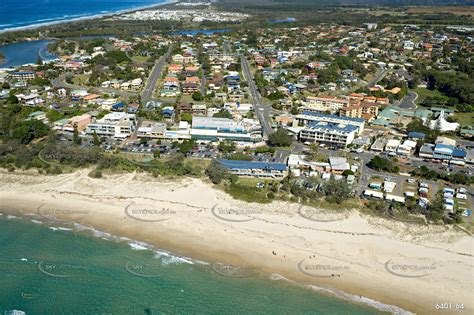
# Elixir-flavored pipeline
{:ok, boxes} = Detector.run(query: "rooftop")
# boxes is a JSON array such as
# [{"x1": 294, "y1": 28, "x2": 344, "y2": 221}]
[{"x1": 219, "y1": 159, "x2": 287, "y2": 171}]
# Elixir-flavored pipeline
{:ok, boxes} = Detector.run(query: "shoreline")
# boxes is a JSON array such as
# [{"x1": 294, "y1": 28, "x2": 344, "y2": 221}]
[
  {"x1": 0, "y1": 0, "x2": 178, "y2": 35},
  {"x1": 0, "y1": 213, "x2": 410, "y2": 315},
  {"x1": 0, "y1": 169, "x2": 472, "y2": 314}
]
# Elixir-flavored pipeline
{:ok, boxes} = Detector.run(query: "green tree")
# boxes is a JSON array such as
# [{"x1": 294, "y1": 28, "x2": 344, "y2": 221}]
[
  {"x1": 73, "y1": 125, "x2": 82, "y2": 145},
  {"x1": 367, "y1": 156, "x2": 399, "y2": 173},
  {"x1": 323, "y1": 180, "x2": 352, "y2": 204},
  {"x1": 206, "y1": 159, "x2": 229, "y2": 184},
  {"x1": 268, "y1": 128, "x2": 293, "y2": 147},
  {"x1": 92, "y1": 131, "x2": 101, "y2": 146},
  {"x1": 175, "y1": 139, "x2": 196, "y2": 154},
  {"x1": 11, "y1": 120, "x2": 50, "y2": 144},
  {"x1": 191, "y1": 91, "x2": 204, "y2": 101},
  {"x1": 213, "y1": 109, "x2": 232, "y2": 119},
  {"x1": 181, "y1": 112, "x2": 193, "y2": 123},
  {"x1": 218, "y1": 141, "x2": 236, "y2": 154}
]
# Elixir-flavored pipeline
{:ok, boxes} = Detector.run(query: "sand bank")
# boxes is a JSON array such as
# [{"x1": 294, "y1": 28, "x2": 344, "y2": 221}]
[{"x1": 0, "y1": 169, "x2": 472, "y2": 314}]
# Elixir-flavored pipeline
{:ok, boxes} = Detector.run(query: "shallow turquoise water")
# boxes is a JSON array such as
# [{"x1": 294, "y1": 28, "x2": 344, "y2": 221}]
[{"x1": 0, "y1": 215, "x2": 386, "y2": 315}]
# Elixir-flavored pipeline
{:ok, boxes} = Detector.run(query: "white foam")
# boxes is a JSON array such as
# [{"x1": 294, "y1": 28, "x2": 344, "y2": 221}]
[
  {"x1": 129, "y1": 242, "x2": 149, "y2": 251},
  {"x1": 269, "y1": 273, "x2": 295, "y2": 282},
  {"x1": 153, "y1": 250, "x2": 196, "y2": 265},
  {"x1": 7, "y1": 215, "x2": 17, "y2": 219},
  {"x1": 30, "y1": 220, "x2": 43, "y2": 224},
  {"x1": 48, "y1": 226, "x2": 72, "y2": 231},
  {"x1": 71, "y1": 223, "x2": 203, "y2": 266},
  {"x1": 306, "y1": 284, "x2": 413, "y2": 315}
]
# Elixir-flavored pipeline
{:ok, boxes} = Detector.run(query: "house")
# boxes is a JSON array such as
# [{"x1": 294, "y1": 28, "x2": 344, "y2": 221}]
[
  {"x1": 168, "y1": 64, "x2": 183, "y2": 74},
  {"x1": 182, "y1": 83, "x2": 199, "y2": 94},
  {"x1": 61, "y1": 114, "x2": 92, "y2": 132},
  {"x1": 176, "y1": 102, "x2": 192, "y2": 114},
  {"x1": 287, "y1": 154, "x2": 330, "y2": 173},
  {"x1": 191, "y1": 104, "x2": 207, "y2": 116},
  {"x1": 329, "y1": 157, "x2": 350, "y2": 174},
  {"x1": 385, "y1": 139, "x2": 400, "y2": 152},
  {"x1": 26, "y1": 111, "x2": 47, "y2": 123},
  {"x1": 396, "y1": 140, "x2": 417, "y2": 156},
  {"x1": 161, "y1": 106, "x2": 175, "y2": 119},
  {"x1": 137, "y1": 121, "x2": 167, "y2": 139}
]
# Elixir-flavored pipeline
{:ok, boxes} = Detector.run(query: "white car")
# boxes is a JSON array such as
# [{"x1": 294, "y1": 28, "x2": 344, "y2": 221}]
[
  {"x1": 458, "y1": 187, "x2": 467, "y2": 194},
  {"x1": 456, "y1": 194, "x2": 467, "y2": 200}
]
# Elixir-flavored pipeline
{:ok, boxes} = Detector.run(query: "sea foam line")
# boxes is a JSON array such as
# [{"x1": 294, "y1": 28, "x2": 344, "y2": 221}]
[
  {"x1": 71, "y1": 222, "x2": 202, "y2": 266},
  {"x1": 268, "y1": 273, "x2": 412, "y2": 315},
  {"x1": 0, "y1": 0, "x2": 178, "y2": 34}
]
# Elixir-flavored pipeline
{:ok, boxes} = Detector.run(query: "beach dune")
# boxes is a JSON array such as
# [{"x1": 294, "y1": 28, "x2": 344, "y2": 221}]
[{"x1": 0, "y1": 169, "x2": 472, "y2": 314}]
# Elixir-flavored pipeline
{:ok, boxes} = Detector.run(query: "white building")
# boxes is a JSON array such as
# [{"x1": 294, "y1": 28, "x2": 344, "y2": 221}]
[
  {"x1": 190, "y1": 116, "x2": 262, "y2": 143},
  {"x1": 295, "y1": 112, "x2": 365, "y2": 135},
  {"x1": 301, "y1": 96, "x2": 349, "y2": 114},
  {"x1": 86, "y1": 112, "x2": 136, "y2": 139},
  {"x1": 299, "y1": 121, "x2": 358, "y2": 148}
]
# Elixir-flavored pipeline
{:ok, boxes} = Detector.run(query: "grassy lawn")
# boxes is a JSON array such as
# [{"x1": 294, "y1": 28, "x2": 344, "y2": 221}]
[
  {"x1": 222, "y1": 177, "x2": 280, "y2": 203},
  {"x1": 132, "y1": 55, "x2": 149, "y2": 63},
  {"x1": 452, "y1": 111, "x2": 474, "y2": 127},
  {"x1": 72, "y1": 74, "x2": 90, "y2": 86},
  {"x1": 412, "y1": 87, "x2": 443, "y2": 105}
]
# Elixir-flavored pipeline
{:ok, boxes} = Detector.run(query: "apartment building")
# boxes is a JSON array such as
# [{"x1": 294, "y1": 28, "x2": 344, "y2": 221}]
[
  {"x1": 86, "y1": 112, "x2": 136, "y2": 139},
  {"x1": 295, "y1": 112, "x2": 365, "y2": 135},
  {"x1": 301, "y1": 96, "x2": 349, "y2": 113},
  {"x1": 299, "y1": 121, "x2": 358, "y2": 148}
]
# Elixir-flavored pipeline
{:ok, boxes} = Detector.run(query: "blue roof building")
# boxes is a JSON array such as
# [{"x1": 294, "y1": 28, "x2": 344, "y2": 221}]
[
  {"x1": 452, "y1": 147, "x2": 467, "y2": 159},
  {"x1": 112, "y1": 102, "x2": 125, "y2": 111},
  {"x1": 296, "y1": 111, "x2": 365, "y2": 135},
  {"x1": 219, "y1": 159, "x2": 287, "y2": 178},
  {"x1": 433, "y1": 143, "x2": 454, "y2": 160},
  {"x1": 300, "y1": 121, "x2": 358, "y2": 148},
  {"x1": 408, "y1": 131, "x2": 426, "y2": 140}
]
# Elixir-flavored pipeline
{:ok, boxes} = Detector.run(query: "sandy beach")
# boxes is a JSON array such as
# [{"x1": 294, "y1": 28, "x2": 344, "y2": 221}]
[
  {"x1": 0, "y1": 0, "x2": 177, "y2": 34},
  {"x1": 0, "y1": 169, "x2": 472, "y2": 314}
]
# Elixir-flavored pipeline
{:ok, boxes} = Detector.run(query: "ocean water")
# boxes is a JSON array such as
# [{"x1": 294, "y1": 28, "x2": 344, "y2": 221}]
[
  {"x1": 0, "y1": 0, "x2": 167, "y2": 32},
  {"x1": 0, "y1": 215, "x2": 388, "y2": 315}
]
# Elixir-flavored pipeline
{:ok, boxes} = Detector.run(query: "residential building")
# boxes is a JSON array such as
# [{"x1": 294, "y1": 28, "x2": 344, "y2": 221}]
[
  {"x1": 219, "y1": 159, "x2": 288, "y2": 179},
  {"x1": 295, "y1": 112, "x2": 365, "y2": 135},
  {"x1": 299, "y1": 121, "x2": 358, "y2": 147},
  {"x1": 301, "y1": 96, "x2": 349, "y2": 113},
  {"x1": 9, "y1": 71, "x2": 35, "y2": 81},
  {"x1": 85, "y1": 112, "x2": 136, "y2": 139},
  {"x1": 191, "y1": 104, "x2": 207, "y2": 116},
  {"x1": 137, "y1": 122, "x2": 167, "y2": 139},
  {"x1": 190, "y1": 116, "x2": 262, "y2": 143}
]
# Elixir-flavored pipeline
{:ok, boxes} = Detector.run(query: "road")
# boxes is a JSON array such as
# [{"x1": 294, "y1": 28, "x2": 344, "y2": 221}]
[
  {"x1": 223, "y1": 40, "x2": 231, "y2": 55},
  {"x1": 367, "y1": 69, "x2": 388, "y2": 87},
  {"x1": 240, "y1": 56, "x2": 273, "y2": 139},
  {"x1": 52, "y1": 74, "x2": 138, "y2": 98},
  {"x1": 396, "y1": 91, "x2": 418, "y2": 109},
  {"x1": 141, "y1": 45, "x2": 173, "y2": 104}
]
